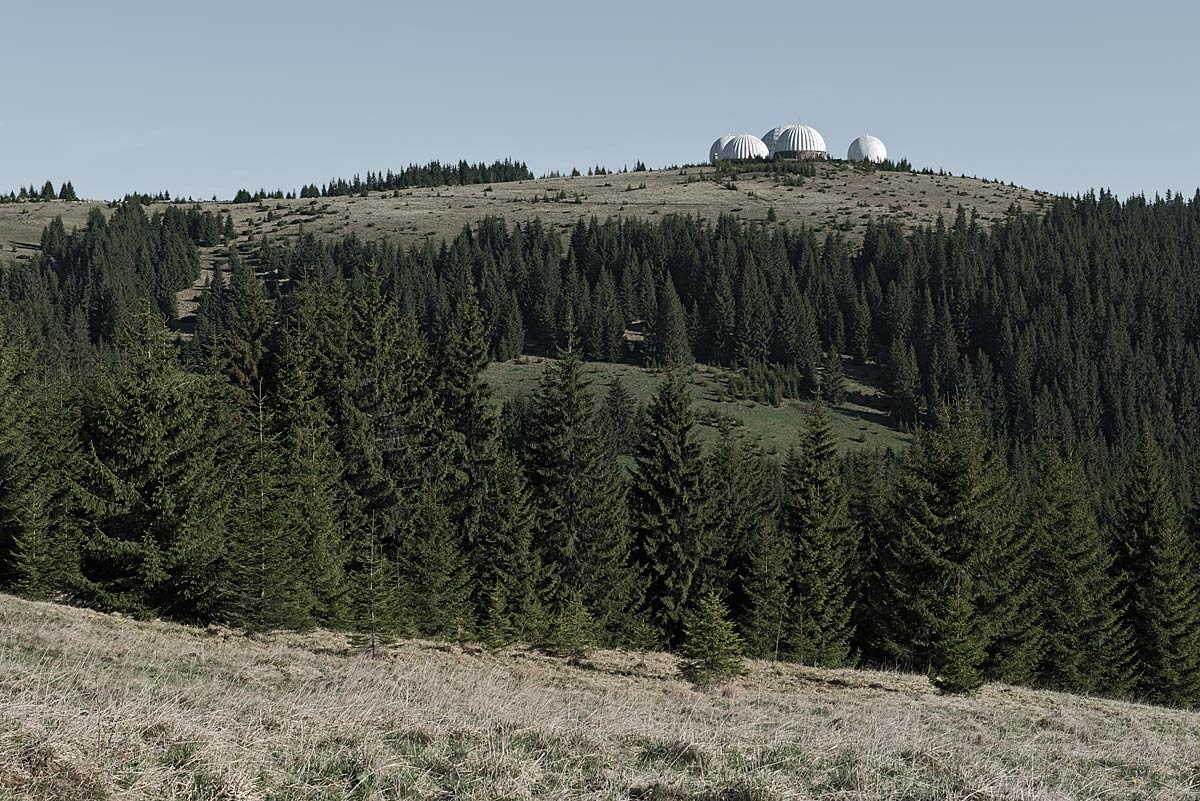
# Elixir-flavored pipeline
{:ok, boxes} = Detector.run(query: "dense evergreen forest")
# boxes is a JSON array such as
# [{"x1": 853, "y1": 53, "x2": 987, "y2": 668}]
[{"x1": 1, "y1": 187, "x2": 1199, "y2": 705}]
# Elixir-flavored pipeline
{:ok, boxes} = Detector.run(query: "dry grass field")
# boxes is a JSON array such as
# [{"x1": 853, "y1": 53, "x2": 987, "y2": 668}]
[
  {"x1": 0, "y1": 162, "x2": 1051, "y2": 261},
  {"x1": 1, "y1": 592, "x2": 1197, "y2": 801}
]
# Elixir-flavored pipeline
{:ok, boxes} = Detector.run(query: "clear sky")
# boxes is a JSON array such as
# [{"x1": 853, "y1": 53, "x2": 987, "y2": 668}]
[{"x1": 3, "y1": 0, "x2": 1196, "y2": 201}]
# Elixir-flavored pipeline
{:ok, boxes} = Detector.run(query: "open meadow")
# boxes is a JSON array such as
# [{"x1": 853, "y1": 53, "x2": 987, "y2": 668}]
[{"x1": 1, "y1": 593, "x2": 1196, "y2": 801}]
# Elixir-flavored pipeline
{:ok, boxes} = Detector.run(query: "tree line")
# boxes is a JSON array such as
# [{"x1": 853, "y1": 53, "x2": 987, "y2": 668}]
[
  {"x1": 1, "y1": 180, "x2": 78, "y2": 203},
  {"x1": 231, "y1": 158, "x2": 534, "y2": 203}
]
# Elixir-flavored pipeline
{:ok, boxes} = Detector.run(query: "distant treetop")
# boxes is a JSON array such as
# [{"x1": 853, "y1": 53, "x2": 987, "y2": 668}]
[{"x1": 232, "y1": 158, "x2": 534, "y2": 203}]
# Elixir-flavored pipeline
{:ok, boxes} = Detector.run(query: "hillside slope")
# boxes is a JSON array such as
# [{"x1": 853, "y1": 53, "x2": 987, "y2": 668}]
[
  {"x1": 0, "y1": 161, "x2": 1050, "y2": 258},
  {"x1": 1, "y1": 593, "x2": 1196, "y2": 800}
]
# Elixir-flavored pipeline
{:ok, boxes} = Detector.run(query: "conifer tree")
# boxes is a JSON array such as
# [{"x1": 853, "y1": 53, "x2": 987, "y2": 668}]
[
  {"x1": 542, "y1": 592, "x2": 600, "y2": 663},
  {"x1": 1028, "y1": 447, "x2": 1136, "y2": 696},
  {"x1": 438, "y1": 284, "x2": 500, "y2": 560},
  {"x1": 601, "y1": 377, "x2": 640, "y2": 457},
  {"x1": 269, "y1": 315, "x2": 348, "y2": 626},
  {"x1": 820, "y1": 348, "x2": 848, "y2": 405},
  {"x1": 213, "y1": 253, "x2": 272, "y2": 409},
  {"x1": 1114, "y1": 430, "x2": 1200, "y2": 705},
  {"x1": 889, "y1": 339, "x2": 921, "y2": 426},
  {"x1": 630, "y1": 372, "x2": 710, "y2": 645},
  {"x1": 0, "y1": 323, "x2": 46, "y2": 591},
  {"x1": 471, "y1": 451, "x2": 542, "y2": 634},
  {"x1": 781, "y1": 401, "x2": 856, "y2": 666},
  {"x1": 930, "y1": 571, "x2": 986, "y2": 694},
  {"x1": 225, "y1": 387, "x2": 313, "y2": 631},
  {"x1": 677, "y1": 592, "x2": 748, "y2": 688},
  {"x1": 874, "y1": 401, "x2": 1022, "y2": 688},
  {"x1": 523, "y1": 344, "x2": 633, "y2": 633},
  {"x1": 708, "y1": 424, "x2": 786, "y2": 659},
  {"x1": 653, "y1": 276, "x2": 692, "y2": 367},
  {"x1": 77, "y1": 310, "x2": 230, "y2": 618}
]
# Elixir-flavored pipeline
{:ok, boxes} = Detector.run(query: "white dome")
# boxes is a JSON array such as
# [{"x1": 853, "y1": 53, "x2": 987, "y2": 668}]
[
  {"x1": 709, "y1": 134, "x2": 734, "y2": 163},
  {"x1": 773, "y1": 125, "x2": 827, "y2": 158},
  {"x1": 719, "y1": 134, "x2": 769, "y2": 161},
  {"x1": 848, "y1": 135, "x2": 887, "y2": 163},
  {"x1": 762, "y1": 126, "x2": 789, "y2": 154}
]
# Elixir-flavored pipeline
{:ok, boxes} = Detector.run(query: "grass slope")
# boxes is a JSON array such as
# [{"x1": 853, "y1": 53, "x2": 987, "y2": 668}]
[
  {"x1": 1, "y1": 593, "x2": 1197, "y2": 800},
  {"x1": 0, "y1": 162, "x2": 1050, "y2": 260},
  {"x1": 485, "y1": 358, "x2": 907, "y2": 456}
]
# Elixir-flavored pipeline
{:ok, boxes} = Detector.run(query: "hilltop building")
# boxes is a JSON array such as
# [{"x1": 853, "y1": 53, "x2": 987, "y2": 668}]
[
  {"x1": 847, "y1": 135, "x2": 887, "y2": 163},
  {"x1": 718, "y1": 134, "x2": 770, "y2": 161},
  {"x1": 709, "y1": 135, "x2": 735, "y2": 164},
  {"x1": 770, "y1": 125, "x2": 827, "y2": 159}
]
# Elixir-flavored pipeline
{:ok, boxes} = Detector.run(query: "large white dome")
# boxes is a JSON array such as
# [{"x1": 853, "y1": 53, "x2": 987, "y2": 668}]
[
  {"x1": 773, "y1": 125, "x2": 827, "y2": 158},
  {"x1": 762, "y1": 126, "x2": 789, "y2": 155},
  {"x1": 719, "y1": 134, "x2": 769, "y2": 161},
  {"x1": 709, "y1": 134, "x2": 734, "y2": 163},
  {"x1": 848, "y1": 135, "x2": 887, "y2": 163}
]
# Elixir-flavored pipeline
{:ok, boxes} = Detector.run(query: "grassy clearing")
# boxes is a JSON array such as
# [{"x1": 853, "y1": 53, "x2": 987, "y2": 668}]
[
  {"x1": 485, "y1": 357, "x2": 908, "y2": 456},
  {"x1": 1, "y1": 593, "x2": 1198, "y2": 800}
]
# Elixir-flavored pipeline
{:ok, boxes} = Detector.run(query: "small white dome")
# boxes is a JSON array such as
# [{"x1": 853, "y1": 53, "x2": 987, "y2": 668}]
[
  {"x1": 773, "y1": 125, "x2": 827, "y2": 158},
  {"x1": 848, "y1": 135, "x2": 888, "y2": 163},
  {"x1": 762, "y1": 126, "x2": 789, "y2": 154},
  {"x1": 709, "y1": 134, "x2": 735, "y2": 163},
  {"x1": 719, "y1": 134, "x2": 770, "y2": 161}
]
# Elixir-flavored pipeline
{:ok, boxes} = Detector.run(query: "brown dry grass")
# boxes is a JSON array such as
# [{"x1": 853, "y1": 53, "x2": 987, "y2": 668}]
[
  {"x1": 1, "y1": 593, "x2": 1197, "y2": 800},
  {"x1": 0, "y1": 162, "x2": 1050, "y2": 262}
]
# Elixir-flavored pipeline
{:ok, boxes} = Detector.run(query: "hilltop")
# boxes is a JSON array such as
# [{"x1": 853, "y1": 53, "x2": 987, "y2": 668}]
[
  {"x1": 1, "y1": 592, "x2": 1196, "y2": 800},
  {"x1": 0, "y1": 161, "x2": 1051, "y2": 259}
]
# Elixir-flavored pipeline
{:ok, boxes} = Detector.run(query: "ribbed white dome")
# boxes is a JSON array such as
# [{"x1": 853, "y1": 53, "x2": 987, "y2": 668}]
[
  {"x1": 762, "y1": 126, "x2": 789, "y2": 154},
  {"x1": 709, "y1": 134, "x2": 734, "y2": 163},
  {"x1": 773, "y1": 125, "x2": 827, "y2": 158},
  {"x1": 719, "y1": 134, "x2": 769, "y2": 161},
  {"x1": 847, "y1": 135, "x2": 887, "y2": 163}
]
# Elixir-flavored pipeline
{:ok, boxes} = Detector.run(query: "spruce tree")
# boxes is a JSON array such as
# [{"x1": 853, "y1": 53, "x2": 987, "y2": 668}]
[
  {"x1": 653, "y1": 276, "x2": 692, "y2": 367},
  {"x1": 213, "y1": 253, "x2": 272, "y2": 409},
  {"x1": 874, "y1": 401, "x2": 1023, "y2": 689},
  {"x1": 0, "y1": 323, "x2": 45, "y2": 591},
  {"x1": 820, "y1": 349, "x2": 848, "y2": 405},
  {"x1": 629, "y1": 371, "x2": 710, "y2": 645},
  {"x1": 930, "y1": 571, "x2": 986, "y2": 694},
  {"x1": 781, "y1": 402, "x2": 856, "y2": 666},
  {"x1": 708, "y1": 424, "x2": 786, "y2": 659},
  {"x1": 601, "y1": 377, "x2": 640, "y2": 457},
  {"x1": 1028, "y1": 447, "x2": 1136, "y2": 696},
  {"x1": 889, "y1": 339, "x2": 920, "y2": 426},
  {"x1": 1114, "y1": 430, "x2": 1200, "y2": 705},
  {"x1": 269, "y1": 315, "x2": 348, "y2": 626},
  {"x1": 542, "y1": 592, "x2": 600, "y2": 663},
  {"x1": 523, "y1": 344, "x2": 634, "y2": 634},
  {"x1": 77, "y1": 310, "x2": 230, "y2": 619},
  {"x1": 472, "y1": 452, "x2": 542, "y2": 635},
  {"x1": 677, "y1": 592, "x2": 748, "y2": 688},
  {"x1": 225, "y1": 387, "x2": 314, "y2": 631}
]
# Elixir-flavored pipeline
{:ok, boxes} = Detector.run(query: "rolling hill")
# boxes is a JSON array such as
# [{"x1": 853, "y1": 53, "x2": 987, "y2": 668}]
[{"x1": 0, "y1": 161, "x2": 1050, "y2": 258}]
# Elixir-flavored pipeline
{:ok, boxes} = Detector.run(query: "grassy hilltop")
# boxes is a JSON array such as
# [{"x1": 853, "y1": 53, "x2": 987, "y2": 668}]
[
  {"x1": 0, "y1": 161, "x2": 1051, "y2": 257},
  {"x1": 1, "y1": 592, "x2": 1197, "y2": 800}
]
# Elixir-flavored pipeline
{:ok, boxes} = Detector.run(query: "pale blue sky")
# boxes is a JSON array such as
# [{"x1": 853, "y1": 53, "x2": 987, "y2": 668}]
[{"x1": 3, "y1": 0, "x2": 1196, "y2": 201}]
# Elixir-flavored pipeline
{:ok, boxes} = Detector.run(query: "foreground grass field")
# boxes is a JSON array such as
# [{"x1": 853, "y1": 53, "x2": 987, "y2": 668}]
[
  {"x1": 2, "y1": 593, "x2": 1197, "y2": 800},
  {"x1": 484, "y1": 358, "x2": 907, "y2": 455}
]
